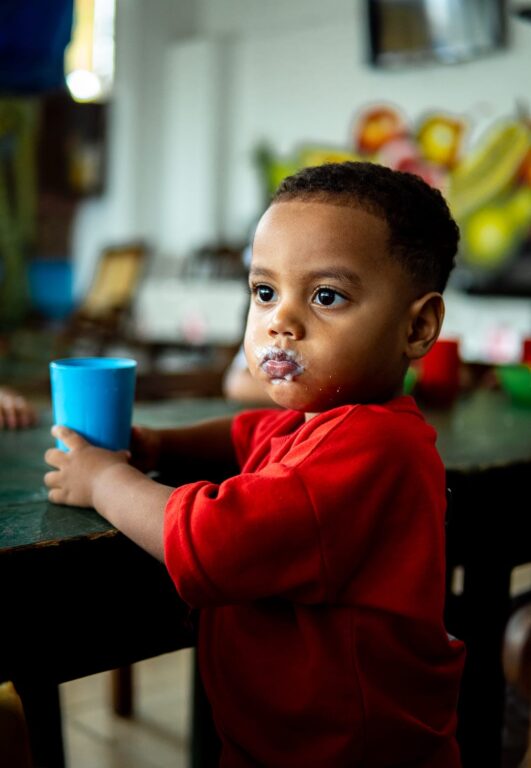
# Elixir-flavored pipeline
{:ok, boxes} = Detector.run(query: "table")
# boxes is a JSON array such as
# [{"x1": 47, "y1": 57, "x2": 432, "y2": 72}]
[
  {"x1": 0, "y1": 398, "x2": 240, "y2": 768},
  {"x1": 427, "y1": 392, "x2": 531, "y2": 767},
  {"x1": 1, "y1": 392, "x2": 530, "y2": 768}
]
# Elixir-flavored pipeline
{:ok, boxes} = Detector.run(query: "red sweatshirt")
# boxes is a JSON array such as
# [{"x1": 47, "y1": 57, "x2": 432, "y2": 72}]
[{"x1": 164, "y1": 397, "x2": 464, "y2": 767}]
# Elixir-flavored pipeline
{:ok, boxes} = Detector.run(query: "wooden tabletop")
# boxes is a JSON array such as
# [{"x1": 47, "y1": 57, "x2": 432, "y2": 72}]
[
  {"x1": 425, "y1": 390, "x2": 531, "y2": 471},
  {"x1": 0, "y1": 398, "x2": 242, "y2": 552},
  {"x1": 1, "y1": 391, "x2": 530, "y2": 553},
  {"x1": 1, "y1": 391, "x2": 530, "y2": 768}
]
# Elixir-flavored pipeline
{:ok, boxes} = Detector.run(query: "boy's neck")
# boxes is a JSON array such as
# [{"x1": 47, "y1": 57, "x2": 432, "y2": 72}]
[{"x1": 303, "y1": 388, "x2": 406, "y2": 421}]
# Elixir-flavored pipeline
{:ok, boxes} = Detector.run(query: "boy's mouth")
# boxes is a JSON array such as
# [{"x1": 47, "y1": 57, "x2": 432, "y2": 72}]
[{"x1": 257, "y1": 347, "x2": 304, "y2": 382}]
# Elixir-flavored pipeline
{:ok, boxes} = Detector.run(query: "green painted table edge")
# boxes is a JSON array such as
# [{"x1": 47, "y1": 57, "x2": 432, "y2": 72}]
[{"x1": 1, "y1": 392, "x2": 530, "y2": 552}]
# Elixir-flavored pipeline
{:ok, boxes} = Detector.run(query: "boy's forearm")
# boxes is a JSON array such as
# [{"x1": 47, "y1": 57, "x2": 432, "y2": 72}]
[
  {"x1": 92, "y1": 463, "x2": 174, "y2": 562},
  {"x1": 158, "y1": 415, "x2": 238, "y2": 468},
  {"x1": 91, "y1": 416, "x2": 238, "y2": 560}
]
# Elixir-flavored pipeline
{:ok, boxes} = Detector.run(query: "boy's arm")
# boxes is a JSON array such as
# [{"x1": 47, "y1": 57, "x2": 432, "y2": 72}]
[
  {"x1": 159, "y1": 416, "x2": 237, "y2": 466},
  {"x1": 44, "y1": 415, "x2": 239, "y2": 563},
  {"x1": 93, "y1": 462, "x2": 171, "y2": 561},
  {"x1": 130, "y1": 415, "x2": 239, "y2": 479},
  {"x1": 44, "y1": 427, "x2": 171, "y2": 561}
]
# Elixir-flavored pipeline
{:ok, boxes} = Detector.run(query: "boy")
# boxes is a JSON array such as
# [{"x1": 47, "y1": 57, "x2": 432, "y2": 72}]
[{"x1": 45, "y1": 162, "x2": 465, "y2": 767}]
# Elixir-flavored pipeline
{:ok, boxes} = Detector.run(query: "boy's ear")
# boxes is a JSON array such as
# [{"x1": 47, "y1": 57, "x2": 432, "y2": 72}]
[{"x1": 405, "y1": 292, "x2": 445, "y2": 360}]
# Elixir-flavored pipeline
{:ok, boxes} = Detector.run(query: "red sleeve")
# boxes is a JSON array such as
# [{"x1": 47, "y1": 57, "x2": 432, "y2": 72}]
[
  {"x1": 164, "y1": 406, "x2": 445, "y2": 612},
  {"x1": 164, "y1": 464, "x2": 326, "y2": 608}
]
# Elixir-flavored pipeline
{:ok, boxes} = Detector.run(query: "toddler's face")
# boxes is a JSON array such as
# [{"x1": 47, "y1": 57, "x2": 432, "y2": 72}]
[{"x1": 244, "y1": 200, "x2": 416, "y2": 416}]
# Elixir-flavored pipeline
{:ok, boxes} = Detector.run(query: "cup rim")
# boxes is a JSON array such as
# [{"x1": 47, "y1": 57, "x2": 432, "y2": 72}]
[{"x1": 50, "y1": 357, "x2": 137, "y2": 370}]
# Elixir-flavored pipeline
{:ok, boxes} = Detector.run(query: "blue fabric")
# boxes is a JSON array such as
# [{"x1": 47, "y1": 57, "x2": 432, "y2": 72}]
[{"x1": 0, "y1": 0, "x2": 74, "y2": 94}]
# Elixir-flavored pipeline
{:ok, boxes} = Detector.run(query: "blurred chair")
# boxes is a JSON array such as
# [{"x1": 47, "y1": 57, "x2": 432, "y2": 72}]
[
  {"x1": 0, "y1": 681, "x2": 33, "y2": 768},
  {"x1": 62, "y1": 242, "x2": 148, "y2": 355},
  {"x1": 503, "y1": 603, "x2": 531, "y2": 768}
]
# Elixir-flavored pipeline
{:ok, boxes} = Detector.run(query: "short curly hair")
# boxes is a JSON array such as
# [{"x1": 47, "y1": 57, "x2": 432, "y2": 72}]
[{"x1": 272, "y1": 161, "x2": 459, "y2": 293}]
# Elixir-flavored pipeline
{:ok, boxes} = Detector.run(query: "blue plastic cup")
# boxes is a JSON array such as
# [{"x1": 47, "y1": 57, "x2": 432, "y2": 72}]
[{"x1": 50, "y1": 358, "x2": 137, "y2": 451}]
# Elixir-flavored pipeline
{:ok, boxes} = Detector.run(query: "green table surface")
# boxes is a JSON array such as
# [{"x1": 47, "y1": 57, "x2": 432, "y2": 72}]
[
  {"x1": 1, "y1": 391, "x2": 530, "y2": 552},
  {"x1": 0, "y1": 398, "x2": 242, "y2": 551},
  {"x1": 426, "y1": 390, "x2": 531, "y2": 471},
  {"x1": 1, "y1": 392, "x2": 530, "y2": 768}
]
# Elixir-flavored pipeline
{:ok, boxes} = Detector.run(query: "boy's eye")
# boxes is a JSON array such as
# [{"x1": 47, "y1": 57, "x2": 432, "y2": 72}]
[
  {"x1": 313, "y1": 287, "x2": 347, "y2": 307},
  {"x1": 254, "y1": 284, "x2": 277, "y2": 303}
]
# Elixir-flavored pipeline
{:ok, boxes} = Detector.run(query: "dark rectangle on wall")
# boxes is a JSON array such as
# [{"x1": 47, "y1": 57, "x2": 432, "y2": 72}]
[
  {"x1": 38, "y1": 89, "x2": 107, "y2": 199},
  {"x1": 366, "y1": 0, "x2": 508, "y2": 68}
]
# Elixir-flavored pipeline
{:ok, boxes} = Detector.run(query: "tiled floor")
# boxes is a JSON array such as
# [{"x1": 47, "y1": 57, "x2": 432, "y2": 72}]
[{"x1": 61, "y1": 648, "x2": 194, "y2": 768}]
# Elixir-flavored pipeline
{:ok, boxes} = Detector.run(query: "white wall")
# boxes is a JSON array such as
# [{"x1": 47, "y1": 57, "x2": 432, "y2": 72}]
[
  {"x1": 75, "y1": 0, "x2": 531, "y2": 268},
  {"x1": 71, "y1": 0, "x2": 531, "y2": 352},
  {"x1": 158, "y1": 39, "x2": 223, "y2": 256},
  {"x1": 197, "y1": 0, "x2": 531, "y2": 241},
  {"x1": 72, "y1": 0, "x2": 199, "y2": 296}
]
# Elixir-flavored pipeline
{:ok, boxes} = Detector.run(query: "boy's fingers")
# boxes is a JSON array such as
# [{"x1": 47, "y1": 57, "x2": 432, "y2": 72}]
[
  {"x1": 44, "y1": 447, "x2": 71, "y2": 469},
  {"x1": 51, "y1": 425, "x2": 88, "y2": 450},
  {"x1": 47, "y1": 487, "x2": 64, "y2": 505},
  {"x1": 44, "y1": 448, "x2": 62, "y2": 467},
  {"x1": 44, "y1": 470, "x2": 60, "y2": 488}
]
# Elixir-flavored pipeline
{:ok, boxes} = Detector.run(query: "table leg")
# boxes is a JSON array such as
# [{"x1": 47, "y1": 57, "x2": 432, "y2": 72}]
[
  {"x1": 456, "y1": 561, "x2": 511, "y2": 768},
  {"x1": 14, "y1": 678, "x2": 65, "y2": 768},
  {"x1": 111, "y1": 665, "x2": 134, "y2": 717},
  {"x1": 444, "y1": 467, "x2": 529, "y2": 768},
  {"x1": 191, "y1": 651, "x2": 221, "y2": 768}
]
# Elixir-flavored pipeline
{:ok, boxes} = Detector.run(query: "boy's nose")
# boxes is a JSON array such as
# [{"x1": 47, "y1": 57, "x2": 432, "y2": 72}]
[{"x1": 267, "y1": 303, "x2": 304, "y2": 339}]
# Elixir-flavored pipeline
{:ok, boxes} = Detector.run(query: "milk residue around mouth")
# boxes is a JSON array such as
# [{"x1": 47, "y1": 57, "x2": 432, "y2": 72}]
[{"x1": 255, "y1": 345, "x2": 305, "y2": 383}]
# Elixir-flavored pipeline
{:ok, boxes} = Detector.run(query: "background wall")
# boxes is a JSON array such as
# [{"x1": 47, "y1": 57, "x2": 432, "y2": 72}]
[
  {"x1": 71, "y1": 0, "x2": 531, "y2": 355},
  {"x1": 74, "y1": 0, "x2": 531, "y2": 280}
]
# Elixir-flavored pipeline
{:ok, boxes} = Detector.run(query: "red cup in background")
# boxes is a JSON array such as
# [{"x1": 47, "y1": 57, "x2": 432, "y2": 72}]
[
  {"x1": 522, "y1": 338, "x2": 531, "y2": 364},
  {"x1": 417, "y1": 338, "x2": 460, "y2": 407}
]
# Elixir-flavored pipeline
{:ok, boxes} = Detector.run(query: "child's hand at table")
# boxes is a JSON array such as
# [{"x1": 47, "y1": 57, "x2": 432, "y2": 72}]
[
  {"x1": 0, "y1": 387, "x2": 38, "y2": 430},
  {"x1": 44, "y1": 426, "x2": 131, "y2": 508}
]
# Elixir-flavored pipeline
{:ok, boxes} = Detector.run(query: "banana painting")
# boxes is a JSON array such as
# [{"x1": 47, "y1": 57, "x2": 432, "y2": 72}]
[
  {"x1": 417, "y1": 115, "x2": 465, "y2": 168},
  {"x1": 258, "y1": 104, "x2": 531, "y2": 276},
  {"x1": 447, "y1": 120, "x2": 531, "y2": 220},
  {"x1": 460, "y1": 186, "x2": 531, "y2": 269}
]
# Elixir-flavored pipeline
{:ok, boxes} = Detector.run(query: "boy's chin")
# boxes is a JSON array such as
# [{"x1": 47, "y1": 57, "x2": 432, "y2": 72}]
[
  {"x1": 266, "y1": 380, "x2": 342, "y2": 413},
  {"x1": 265, "y1": 380, "x2": 309, "y2": 411}
]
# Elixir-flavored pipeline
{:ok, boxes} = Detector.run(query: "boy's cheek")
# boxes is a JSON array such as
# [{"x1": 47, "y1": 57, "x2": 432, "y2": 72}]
[{"x1": 243, "y1": 328, "x2": 259, "y2": 366}]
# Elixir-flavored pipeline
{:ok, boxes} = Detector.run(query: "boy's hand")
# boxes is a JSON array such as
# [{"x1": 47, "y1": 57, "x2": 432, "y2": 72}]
[
  {"x1": 44, "y1": 426, "x2": 131, "y2": 508},
  {"x1": 129, "y1": 425, "x2": 162, "y2": 473}
]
